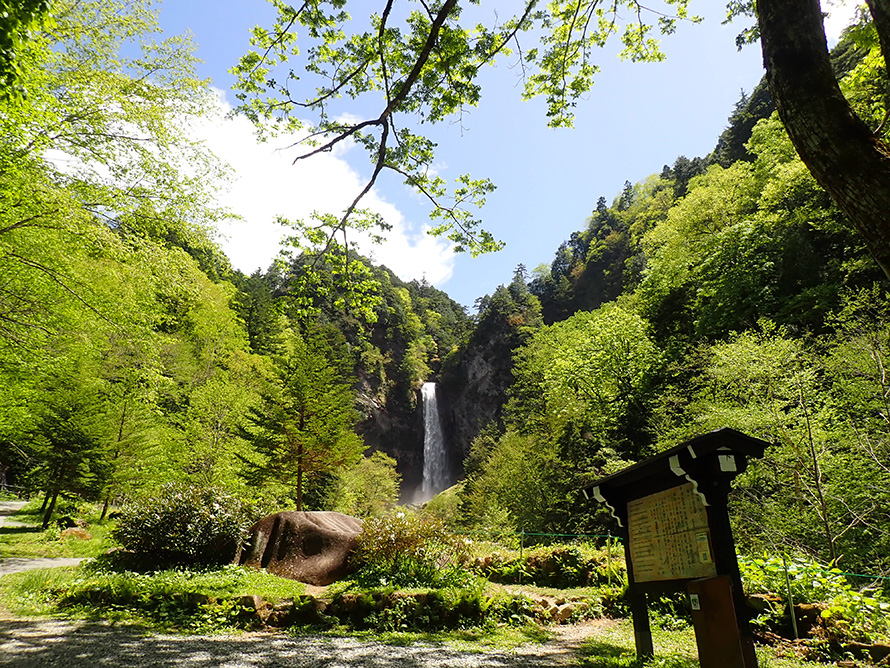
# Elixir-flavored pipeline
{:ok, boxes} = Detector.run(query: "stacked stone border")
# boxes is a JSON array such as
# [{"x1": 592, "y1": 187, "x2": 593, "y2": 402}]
[{"x1": 231, "y1": 591, "x2": 594, "y2": 630}]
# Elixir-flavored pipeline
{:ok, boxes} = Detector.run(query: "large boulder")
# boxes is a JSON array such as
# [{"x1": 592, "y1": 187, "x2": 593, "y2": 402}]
[{"x1": 236, "y1": 511, "x2": 363, "y2": 586}]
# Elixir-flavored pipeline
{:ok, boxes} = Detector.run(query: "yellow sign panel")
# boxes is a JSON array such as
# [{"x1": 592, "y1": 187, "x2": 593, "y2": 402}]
[{"x1": 627, "y1": 482, "x2": 718, "y2": 582}]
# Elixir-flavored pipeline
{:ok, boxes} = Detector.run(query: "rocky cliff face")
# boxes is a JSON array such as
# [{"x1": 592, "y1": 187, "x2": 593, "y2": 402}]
[
  {"x1": 355, "y1": 379, "x2": 425, "y2": 498},
  {"x1": 440, "y1": 331, "x2": 514, "y2": 471},
  {"x1": 348, "y1": 277, "x2": 532, "y2": 499}
]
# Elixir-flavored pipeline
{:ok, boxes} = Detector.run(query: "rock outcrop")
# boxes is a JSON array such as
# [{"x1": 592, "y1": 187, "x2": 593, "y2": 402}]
[{"x1": 236, "y1": 511, "x2": 363, "y2": 586}]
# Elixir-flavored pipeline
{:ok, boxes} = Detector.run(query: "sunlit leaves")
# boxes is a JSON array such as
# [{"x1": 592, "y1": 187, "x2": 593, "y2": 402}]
[
  {"x1": 512, "y1": 302, "x2": 661, "y2": 447},
  {"x1": 231, "y1": 0, "x2": 697, "y2": 270},
  {"x1": 239, "y1": 329, "x2": 365, "y2": 508},
  {"x1": 0, "y1": 0, "x2": 49, "y2": 98},
  {"x1": 523, "y1": 0, "x2": 698, "y2": 127},
  {"x1": 276, "y1": 212, "x2": 387, "y2": 323}
]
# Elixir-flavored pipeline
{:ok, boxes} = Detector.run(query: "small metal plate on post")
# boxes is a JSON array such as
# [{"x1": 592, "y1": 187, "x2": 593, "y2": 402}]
[{"x1": 689, "y1": 593, "x2": 701, "y2": 611}]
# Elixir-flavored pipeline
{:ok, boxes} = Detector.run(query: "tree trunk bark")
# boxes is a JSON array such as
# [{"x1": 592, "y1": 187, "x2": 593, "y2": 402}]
[
  {"x1": 42, "y1": 489, "x2": 59, "y2": 529},
  {"x1": 100, "y1": 491, "x2": 111, "y2": 522},
  {"x1": 296, "y1": 440, "x2": 303, "y2": 511},
  {"x1": 756, "y1": 0, "x2": 890, "y2": 279}
]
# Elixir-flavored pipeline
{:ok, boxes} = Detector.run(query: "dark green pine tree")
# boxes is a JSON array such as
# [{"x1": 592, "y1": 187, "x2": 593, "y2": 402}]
[
  {"x1": 27, "y1": 384, "x2": 109, "y2": 528},
  {"x1": 239, "y1": 329, "x2": 364, "y2": 510}
]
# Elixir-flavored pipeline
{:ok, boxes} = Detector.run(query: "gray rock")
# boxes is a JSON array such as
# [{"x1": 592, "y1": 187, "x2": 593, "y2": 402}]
[
  {"x1": 554, "y1": 604, "x2": 576, "y2": 623},
  {"x1": 236, "y1": 511, "x2": 363, "y2": 586}
]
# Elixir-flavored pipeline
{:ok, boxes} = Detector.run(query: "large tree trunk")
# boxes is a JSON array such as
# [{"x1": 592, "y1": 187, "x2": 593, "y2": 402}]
[{"x1": 756, "y1": 0, "x2": 890, "y2": 278}]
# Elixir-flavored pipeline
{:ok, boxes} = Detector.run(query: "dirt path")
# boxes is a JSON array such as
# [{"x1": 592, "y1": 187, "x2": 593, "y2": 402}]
[{"x1": 0, "y1": 501, "x2": 27, "y2": 528}]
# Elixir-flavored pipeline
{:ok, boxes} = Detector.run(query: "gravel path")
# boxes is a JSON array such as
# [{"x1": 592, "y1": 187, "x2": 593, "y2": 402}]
[
  {"x1": 0, "y1": 618, "x2": 616, "y2": 667},
  {"x1": 0, "y1": 501, "x2": 27, "y2": 528}
]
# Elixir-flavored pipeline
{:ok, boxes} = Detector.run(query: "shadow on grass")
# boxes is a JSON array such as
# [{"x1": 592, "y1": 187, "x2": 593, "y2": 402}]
[
  {"x1": 577, "y1": 639, "x2": 701, "y2": 668},
  {"x1": 0, "y1": 526, "x2": 42, "y2": 536}
]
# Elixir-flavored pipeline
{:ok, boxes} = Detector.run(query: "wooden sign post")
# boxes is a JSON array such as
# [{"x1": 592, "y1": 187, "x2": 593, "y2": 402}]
[{"x1": 583, "y1": 427, "x2": 768, "y2": 668}]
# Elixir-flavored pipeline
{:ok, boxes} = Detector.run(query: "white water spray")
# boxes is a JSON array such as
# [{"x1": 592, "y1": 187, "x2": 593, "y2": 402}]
[{"x1": 421, "y1": 382, "x2": 448, "y2": 498}]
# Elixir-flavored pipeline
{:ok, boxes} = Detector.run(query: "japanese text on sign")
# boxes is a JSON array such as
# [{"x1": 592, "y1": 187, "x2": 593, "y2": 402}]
[{"x1": 627, "y1": 482, "x2": 717, "y2": 582}]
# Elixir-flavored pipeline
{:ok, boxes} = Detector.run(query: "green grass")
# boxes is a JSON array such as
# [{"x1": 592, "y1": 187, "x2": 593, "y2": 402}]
[
  {"x1": 0, "y1": 514, "x2": 858, "y2": 667},
  {"x1": 0, "y1": 499, "x2": 116, "y2": 559},
  {"x1": 575, "y1": 620, "x2": 698, "y2": 668},
  {"x1": 0, "y1": 563, "x2": 309, "y2": 632},
  {"x1": 76, "y1": 563, "x2": 308, "y2": 602},
  {"x1": 0, "y1": 564, "x2": 842, "y2": 666},
  {"x1": 0, "y1": 566, "x2": 81, "y2": 616},
  {"x1": 574, "y1": 619, "x2": 827, "y2": 668},
  {"x1": 0, "y1": 522, "x2": 114, "y2": 559}
]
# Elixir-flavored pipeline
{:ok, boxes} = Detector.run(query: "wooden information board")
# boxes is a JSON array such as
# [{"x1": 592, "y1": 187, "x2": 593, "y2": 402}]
[{"x1": 627, "y1": 482, "x2": 717, "y2": 582}]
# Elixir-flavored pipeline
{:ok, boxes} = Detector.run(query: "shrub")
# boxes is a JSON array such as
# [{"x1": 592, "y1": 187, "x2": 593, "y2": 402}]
[
  {"x1": 739, "y1": 554, "x2": 890, "y2": 643},
  {"x1": 474, "y1": 542, "x2": 623, "y2": 588},
  {"x1": 328, "y1": 452, "x2": 401, "y2": 518},
  {"x1": 420, "y1": 482, "x2": 464, "y2": 527},
  {"x1": 111, "y1": 484, "x2": 256, "y2": 568},
  {"x1": 350, "y1": 510, "x2": 474, "y2": 588}
]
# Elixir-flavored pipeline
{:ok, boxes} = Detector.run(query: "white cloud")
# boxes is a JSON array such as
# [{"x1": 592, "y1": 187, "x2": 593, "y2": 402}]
[
  {"x1": 195, "y1": 89, "x2": 455, "y2": 285},
  {"x1": 823, "y1": 0, "x2": 862, "y2": 42}
]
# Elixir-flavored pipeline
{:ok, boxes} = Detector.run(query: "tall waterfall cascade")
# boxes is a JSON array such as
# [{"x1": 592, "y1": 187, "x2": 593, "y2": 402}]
[{"x1": 421, "y1": 382, "x2": 448, "y2": 498}]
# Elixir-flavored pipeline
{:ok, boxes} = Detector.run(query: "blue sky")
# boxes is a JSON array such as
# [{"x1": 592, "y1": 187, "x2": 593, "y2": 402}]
[{"x1": 157, "y1": 1, "x2": 857, "y2": 310}]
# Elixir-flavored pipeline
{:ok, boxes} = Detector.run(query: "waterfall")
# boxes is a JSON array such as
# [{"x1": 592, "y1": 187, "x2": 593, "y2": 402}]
[{"x1": 421, "y1": 381, "x2": 448, "y2": 499}]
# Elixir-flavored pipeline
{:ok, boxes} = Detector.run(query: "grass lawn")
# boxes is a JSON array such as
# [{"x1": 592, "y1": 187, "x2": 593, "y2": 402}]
[
  {"x1": 0, "y1": 503, "x2": 852, "y2": 666},
  {"x1": 0, "y1": 563, "x2": 842, "y2": 668},
  {"x1": 0, "y1": 501, "x2": 115, "y2": 560},
  {"x1": 575, "y1": 619, "x2": 827, "y2": 668}
]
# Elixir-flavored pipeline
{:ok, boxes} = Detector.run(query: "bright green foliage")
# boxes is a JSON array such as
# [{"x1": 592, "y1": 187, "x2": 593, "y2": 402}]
[
  {"x1": 420, "y1": 481, "x2": 464, "y2": 526},
  {"x1": 239, "y1": 330, "x2": 365, "y2": 509},
  {"x1": 0, "y1": 0, "x2": 228, "y2": 350},
  {"x1": 351, "y1": 510, "x2": 473, "y2": 588},
  {"x1": 511, "y1": 303, "x2": 660, "y2": 458},
  {"x1": 461, "y1": 429, "x2": 561, "y2": 533},
  {"x1": 839, "y1": 15, "x2": 889, "y2": 139},
  {"x1": 476, "y1": 542, "x2": 619, "y2": 589},
  {"x1": 328, "y1": 451, "x2": 401, "y2": 518},
  {"x1": 277, "y1": 214, "x2": 388, "y2": 324},
  {"x1": 112, "y1": 484, "x2": 257, "y2": 568},
  {"x1": 460, "y1": 303, "x2": 659, "y2": 534},
  {"x1": 636, "y1": 113, "x2": 876, "y2": 344},
  {"x1": 523, "y1": 0, "x2": 698, "y2": 127},
  {"x1": 0, "y1": 0, "x2": 48, "y2": 97},
  {"x1": 230, "y1": 0, "x2": 696, "y2": 303},
  {"x1": 443, "y1": 28, "x2": 890, "y2": 572},
  {"x1": 0, "y1": 0, "x2": 258, "y2": 511},
  {"x1": 674, "y1": 322, "x2": 890, "y2": 572},
  {"x1": 739, "y1": 554, "x2": 890, "y2": 645}
]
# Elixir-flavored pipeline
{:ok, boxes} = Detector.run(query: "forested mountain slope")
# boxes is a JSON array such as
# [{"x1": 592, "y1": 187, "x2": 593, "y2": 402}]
[
  {"x1": 0, "y1": 0, "x2": 468, "y2": 518},
  {"x1": 453, "y1": 21, "x2": 890, "y2": 574}
]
